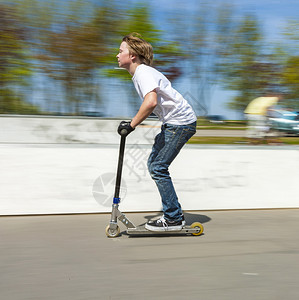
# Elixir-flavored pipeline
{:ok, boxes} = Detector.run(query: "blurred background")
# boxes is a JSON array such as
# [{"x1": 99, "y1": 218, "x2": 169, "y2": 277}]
[{"x1": 0, "y1": 0, "x2": 298, "y2": 120}]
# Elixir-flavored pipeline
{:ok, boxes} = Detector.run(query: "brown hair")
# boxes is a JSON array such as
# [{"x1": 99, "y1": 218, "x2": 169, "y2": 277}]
[{"x1": 122, "y1": 33, "x2": 153, "y2": 66}]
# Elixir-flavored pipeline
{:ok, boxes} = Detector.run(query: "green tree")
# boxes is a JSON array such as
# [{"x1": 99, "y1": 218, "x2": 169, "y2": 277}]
[
  {"x1": 218, "y1": 14, "x2": 267, "y2": 112},
  {"x1": 37, "y1": 4, "x2": 117, "y2": 114},
  {"x1": 217, "y1": 13, "x2": 286, "y2": 114},
  {"x1": 0, "y1": 4, "x2": 39, "y2": 114},
  {"x1": 280, "y1": 20, "x2": 299, "y2": 109},
  {"x1": 281, "y1": 55, "x2": 299, "y2": 109},
  {"x1": 28, "y1": 1, "x2": 118, "y2": 114},
  {"x1": 13, "y1": 0, "x2": 118, "y2": 115}
]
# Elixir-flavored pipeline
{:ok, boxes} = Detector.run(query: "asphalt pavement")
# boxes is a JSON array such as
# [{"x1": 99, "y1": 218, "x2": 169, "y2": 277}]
[{"x1": 1, "y1": 209, "x2": 299, "y2": 300}]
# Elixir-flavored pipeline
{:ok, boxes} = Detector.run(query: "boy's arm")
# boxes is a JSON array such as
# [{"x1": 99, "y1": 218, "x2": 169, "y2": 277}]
[{"x1": 130, "y1": 90, "x2": 157, "y2": 128}]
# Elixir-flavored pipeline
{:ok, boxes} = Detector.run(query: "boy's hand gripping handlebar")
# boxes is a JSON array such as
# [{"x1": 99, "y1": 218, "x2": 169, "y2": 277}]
[{"x1": 117, "y1": 121, "x2": 135, "y2": 137}]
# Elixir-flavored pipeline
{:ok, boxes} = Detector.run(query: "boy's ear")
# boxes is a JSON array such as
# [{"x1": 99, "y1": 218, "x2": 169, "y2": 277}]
[{"x1": 130, "y1": 53, "x2": 137, "y2": 61}]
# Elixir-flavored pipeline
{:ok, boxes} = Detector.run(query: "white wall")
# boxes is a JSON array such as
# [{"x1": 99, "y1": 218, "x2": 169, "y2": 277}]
[
  {"x1": 1, "y1": 116, "x2": 299, "y2": 215},
  {"x1": 0, "y1": 115, "x2": 160, "y2": 145}
]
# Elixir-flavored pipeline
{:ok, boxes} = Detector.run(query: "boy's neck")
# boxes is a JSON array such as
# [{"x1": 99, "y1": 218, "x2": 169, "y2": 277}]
[{"x1": 128, "y1": 62, "x2": 141, "y2": 76}]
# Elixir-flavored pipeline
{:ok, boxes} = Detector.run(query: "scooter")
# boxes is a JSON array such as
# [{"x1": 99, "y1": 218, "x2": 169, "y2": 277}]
[{"x1": 105, "y1": 128, "x2": 204, "y2": 238}]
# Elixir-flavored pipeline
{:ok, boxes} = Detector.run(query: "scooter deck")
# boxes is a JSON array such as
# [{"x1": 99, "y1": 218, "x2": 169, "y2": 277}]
[{"x1": 126, "y1": 225, "x2": 203, "y2": 236}]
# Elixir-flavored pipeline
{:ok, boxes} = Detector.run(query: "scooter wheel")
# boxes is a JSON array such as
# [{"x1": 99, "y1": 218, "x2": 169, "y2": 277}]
[
  {"x1": 190, "y1": 222, "x2": 204, "y2": 236},
  {"x1": 105, "y1": 225, "x2": 120, "y2": 238}
]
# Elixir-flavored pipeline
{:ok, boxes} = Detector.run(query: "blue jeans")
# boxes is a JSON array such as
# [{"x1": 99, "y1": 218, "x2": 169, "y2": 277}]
[{"x1": 147, "y1": 121, "x2": 197, "y2": 221}]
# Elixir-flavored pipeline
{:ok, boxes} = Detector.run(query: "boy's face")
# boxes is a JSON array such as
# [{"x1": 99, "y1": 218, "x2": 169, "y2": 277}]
[{"x1": 116, "y1": 42, "x2": 134, "y2": 69}]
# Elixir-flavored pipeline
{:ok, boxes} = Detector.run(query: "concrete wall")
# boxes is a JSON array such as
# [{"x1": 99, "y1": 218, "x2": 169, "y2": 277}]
[
  {"x1": 1, "y1": 116, "x2": 299, "y2": 215},
  {"x1": 0, "y1": 115, "x2": 160, "y2": 145}
]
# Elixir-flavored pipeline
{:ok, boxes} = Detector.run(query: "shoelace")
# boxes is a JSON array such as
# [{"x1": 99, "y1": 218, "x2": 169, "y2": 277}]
[{"x1": 156, "y1": 216, "x2": 168, "y2": 229}]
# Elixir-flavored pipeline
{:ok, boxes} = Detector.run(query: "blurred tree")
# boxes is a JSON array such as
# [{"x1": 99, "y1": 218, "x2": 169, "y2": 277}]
[
  {"x1": 186, "y1": 2, "x2": 213, "y2": 115},
  {"x1": 166, "y1": 1, "x2": 208, "y2": 115},
  {"x1": 166, "y1": 2, "x2": 237, "y2": 116},
  {"x1": 193, "y1": 3, "x2": 236, "y2": 115},
  {"x1": 12, "y1": 0, "x2": 63, "y2": 112},
  {"x1": 0, "y1": 4, "x2": 40, "y2": 114},
  {"x1": 7, "y1": 0, "x2": 295, "y2": 117},
  {"x1": 28, "y1": 1, "x2": 120, "y2": 114},
  {"x1": 39, "y1": 6, "x2": 110, "y2": 113},
  {"x1": 217, "y1": 14, "x2": 269, "y2": 112},
  {"x1": 281, "y1": 55, "x2": 299, "y2": 109},
  {"x1": 283, "y1": 20, "x2": 299, "y2": 56},
  {"x1": 13, "y1": 0, "x2": 119, "y2": 115},
  {"x1": 280, "y1": 20, "x2": 299, "y2": 109},
  {"x1": 217, "y1": 14, "x2": 289, "y2": 113}
]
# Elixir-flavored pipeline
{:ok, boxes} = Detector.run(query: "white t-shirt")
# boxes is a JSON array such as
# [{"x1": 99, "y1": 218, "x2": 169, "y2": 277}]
[{"x1": 132, "y1": 64, "x2": 197, "y2": 125}]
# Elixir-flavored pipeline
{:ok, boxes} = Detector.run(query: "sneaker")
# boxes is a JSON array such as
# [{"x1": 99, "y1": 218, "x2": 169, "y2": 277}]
[{"x1": 145, "y1": 216, "x2": 183, "y2": 232}]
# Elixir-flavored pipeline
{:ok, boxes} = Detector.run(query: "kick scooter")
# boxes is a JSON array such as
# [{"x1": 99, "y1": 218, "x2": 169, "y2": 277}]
[{"x1": 105, "y1": 128, "x2": 204, "y2": 238}]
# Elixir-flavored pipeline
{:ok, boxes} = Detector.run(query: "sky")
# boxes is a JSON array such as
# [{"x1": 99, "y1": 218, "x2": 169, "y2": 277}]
[{"x1": 145, "y1": 0, "x2": 299, "y2": 44}]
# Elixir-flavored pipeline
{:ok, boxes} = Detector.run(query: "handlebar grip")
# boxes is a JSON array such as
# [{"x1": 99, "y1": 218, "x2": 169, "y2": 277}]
[{"x1": 120, "y1": 128, "x2": 128, "y2": 136}]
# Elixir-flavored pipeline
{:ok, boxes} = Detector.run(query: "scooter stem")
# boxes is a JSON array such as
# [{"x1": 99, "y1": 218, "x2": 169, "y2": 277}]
[{"x1": 114, "y1": 135, "x2": 126, "y2": 200}]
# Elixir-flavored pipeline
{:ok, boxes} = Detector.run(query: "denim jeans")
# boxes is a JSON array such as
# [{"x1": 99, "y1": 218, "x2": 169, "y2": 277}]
[{"x1": 147, "y1": 121, "x2": 197, "y2": 221}]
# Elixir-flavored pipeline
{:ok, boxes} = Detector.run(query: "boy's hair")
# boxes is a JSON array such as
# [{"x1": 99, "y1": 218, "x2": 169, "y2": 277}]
[{"x1": 122, "y1": 33, "x2": 153, "y2": 66}]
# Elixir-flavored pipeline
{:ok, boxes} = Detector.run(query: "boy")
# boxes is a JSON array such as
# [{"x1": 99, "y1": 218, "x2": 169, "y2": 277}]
[{"x1": 116, "y1": 33, "x2": 197, "y2": 231}]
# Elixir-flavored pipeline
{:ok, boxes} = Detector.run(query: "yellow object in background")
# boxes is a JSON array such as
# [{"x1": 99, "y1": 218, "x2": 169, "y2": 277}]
[{"x1": 244, "y1": 97, "x2": 279, "y2": 115}]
